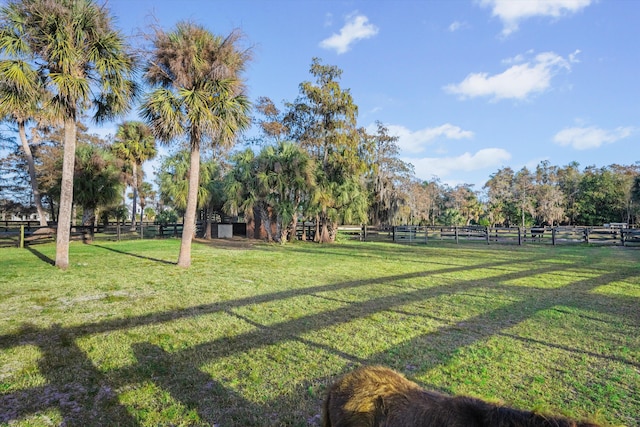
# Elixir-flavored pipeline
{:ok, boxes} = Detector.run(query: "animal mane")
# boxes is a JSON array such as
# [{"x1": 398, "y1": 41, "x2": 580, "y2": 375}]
[{"x1": 322, "y1": 366, "x2": 602, "y2": 427}]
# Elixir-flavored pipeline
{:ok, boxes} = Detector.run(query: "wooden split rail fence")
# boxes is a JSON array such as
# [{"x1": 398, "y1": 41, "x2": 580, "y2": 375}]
[
  {"x1": 0, "y1": 221, "x2": 248, "y2": 248},
  {"x1": 338, "y1": 225, "x2": 640, "y2": 247},
  {"x1": 0, "y1": 222, "x2": 187, "y2": 248},
  {"x1": 2, "y1": 221, "x2": 638, "y2": 248}
]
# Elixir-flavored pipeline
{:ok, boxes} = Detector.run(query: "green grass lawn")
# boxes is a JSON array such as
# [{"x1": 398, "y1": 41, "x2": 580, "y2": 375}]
[{"x1": 0, "y1": 239, "x2": 638, "y2": 426}]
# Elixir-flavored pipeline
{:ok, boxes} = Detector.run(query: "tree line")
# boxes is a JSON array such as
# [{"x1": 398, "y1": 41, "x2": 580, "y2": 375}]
[
  {"x1": 1, "y1": 0, "x2": 639, "y2": 269},
  {"x1": 130, "y1": 63, "x2": 640, "y2": 239}
]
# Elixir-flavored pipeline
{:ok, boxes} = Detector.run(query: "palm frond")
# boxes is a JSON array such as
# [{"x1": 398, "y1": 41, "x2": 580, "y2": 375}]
[{"x1": 139, "y1": 87, "x2": 185, "y2": 143}]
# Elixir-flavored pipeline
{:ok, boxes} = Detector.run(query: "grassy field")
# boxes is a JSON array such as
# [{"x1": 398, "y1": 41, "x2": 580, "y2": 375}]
[{"x1": 0, "y1": 238, "x2": 638, "y2": 426}]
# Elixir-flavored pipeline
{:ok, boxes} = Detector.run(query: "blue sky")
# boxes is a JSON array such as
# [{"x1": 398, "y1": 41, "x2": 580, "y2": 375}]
[{"x1": 97, "y1": 0, "x2": 638, "y2": 190}]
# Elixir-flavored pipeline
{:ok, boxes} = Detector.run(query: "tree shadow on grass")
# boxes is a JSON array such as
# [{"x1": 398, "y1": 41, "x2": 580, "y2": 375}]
[
  {"x1": 498, "y1": 332, "x2": 640, "y2": 369},
  {"x1": 25, "y1": 245, "x2": 55, "y2": 266},
  {"x1": 129, "y1": 342, "x2": 265, "y2": 426},
  {"x1": 92, "y1": 244, "x2": 177, "y2": 265},
  {"x1": 0, "y1": 253, "x2": 637, "y2": 426},
  {"x1": 0, "y1": 324, "x2": 138, "y2": 426}
]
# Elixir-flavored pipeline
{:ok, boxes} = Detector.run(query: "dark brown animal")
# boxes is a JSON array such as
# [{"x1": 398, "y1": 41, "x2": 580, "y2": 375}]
[{"x1": 322, "y1": 366, "x2": 602, "y2": 427}]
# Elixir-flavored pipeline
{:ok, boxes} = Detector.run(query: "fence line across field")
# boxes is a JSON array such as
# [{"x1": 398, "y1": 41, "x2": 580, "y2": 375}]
[
  {"x1": 1, "y1": 221, "x2": 638, "y2": 248},
  {"x1": 354, "y1": 225, "x2": 639, "y2": 247}
]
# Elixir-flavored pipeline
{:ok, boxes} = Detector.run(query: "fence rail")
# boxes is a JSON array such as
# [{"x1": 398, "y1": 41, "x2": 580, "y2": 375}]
[
  {"x1": 0, "y1": 222, "x2": 185, "y2": 248},
  {"x1": 338, "y1": 225, "x2": 639, "y2": 247},
  {"x1": 2, "y1": 221, "x2": 638, "y2": 248},
  {"x1": 0, "y1": 221, "x2": 251, "y2": 248}
]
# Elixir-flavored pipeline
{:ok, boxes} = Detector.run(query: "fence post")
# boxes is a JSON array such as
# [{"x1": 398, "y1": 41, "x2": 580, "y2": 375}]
[
  {"x1": 518, "y1": 227, "x2": 522, "y2": 245},
  {"x1": 425, "y1": 226, "x2": 428, "y2": 244},
  {"x1": 19, "y1": 225, "x2": 24, "y2": 248},
  {"x1": 485, "y1": 227, "x2": 490, "y2": 245},
  {"x1": 362, "y1": 225, "x2": 366, "y2": 241},
  {"x1": 584, "y1": 228, "x2": 590, "y2": 244},
  {"x1": 552, "y1": 227, "x2": 556, "y2": 245},
  {"x1": 620, "y1": 229, "x2": 625, "y2": 246}
]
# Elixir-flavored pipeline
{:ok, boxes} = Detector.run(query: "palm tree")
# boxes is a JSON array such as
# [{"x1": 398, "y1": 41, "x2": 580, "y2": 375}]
[
  {"x1": 259, "y1": 141, "x2": 315, "y2": 242},
  {"x1": 113, "y1": 121, "x2": 157, "y2": 231},
  {"x1": 0, "y1": 0, "x2": 137, "y2": 269},
  {"x1": 156, "y1": 150, "x2": 216, "y2": 217},
  {"x1": 225, "y1": 142, "x2": 315, "y2": 243},
  {"x1": 73, "y1": 143, "x2": 122, "y2": 235},
  {"x1": 138, "y1": 181, "x2": 156, "y2": 223},
  {"x1": 224, "y1": 148, "x2": 261, "y2": 238},
  {"x1": 157, "y1": 150, "x2": 191, "y2": 217},
  {"x1": 0, "y1": 26, "x2": 51, "y2": 226},
  {"x1": 141, "y1": 22, "x2": 251, "y2": 267}
]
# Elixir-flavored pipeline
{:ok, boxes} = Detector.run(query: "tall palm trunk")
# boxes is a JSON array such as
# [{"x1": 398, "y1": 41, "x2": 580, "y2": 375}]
[
  {"x1": 288, "y1": 214, "x2": 298, "y2": 242},
  {"x1": 130, "y1": 161, "x2": 138, "y2": 231},
  {"x1": 259, "y1": 203, "x2": 273, "y2": 242},
  {"x1": 18, "y1": 122, "x2": 47, "y2": 226},
  {"x1": 316, "y1": 210, "x2": 337, "y2": 243},
  {"x1": 81, "y1": 206, "x2": 95, "y2": 243},
  {"x1": 314, "y1": 214, "x2": 320, "y2": 242},
  {"x1": 177, "y1": 144, "x2": 200, "y2": 267},
  {"x1": 203, "y1": 206, "x2": 211, "y2": 239},
  {"x1": 55, "y1": 117, "x2": 77, "y2": 269}
]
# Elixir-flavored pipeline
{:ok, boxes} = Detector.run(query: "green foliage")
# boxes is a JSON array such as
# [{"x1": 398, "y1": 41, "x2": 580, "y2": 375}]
[
  {"x1": 140, "y1": 24, "x2": 251, "y2": 150},
  {"x1": 113, "y1": 122, "x2": 156, "y2": 164},
  {"x1": 143, "y1": 206, "x2": 157, "y2": 221},
  {"x1": 99, "y1": 204, "x2": 128, "y2": 225},
  {"x1": 285, "y1": 58, "x2": 368, "y2": 241},
  {"x1": 480, "y1": 162, "x2": 640, "y2": 227},
  {"x1": 477, "y1": 217, "x2": 491, "y2": 227},
  {"x1": 0, "y1": 0, "x2": 138, "y2": 122},
  {"x1": 113, "y1": 121, "x2": 157, "y2": 228},
  {"x1": 575, "y1": 166, "x2": 629, "y2": 225},
  {"x1": 440, "y1": 208, "x2": 465, "y2": 226},
  {"x1": 224, "y1": 148, "x2": 258, "y2": 219},
  {"x1": 224, "y1": 141, "x2": 314, "y2": 243},
  {"x1": 72, "y1": 143, "x2": 122, "y2": 224},
  {"x1": 156, "y1": 150, "x2": 222, "y2": 214},
  {"x1": 156, "y1": 209, "x2": 178, "y2": 224},
  {"x1": 361, "y1": 122, "x2": 414, "y2": 227}
]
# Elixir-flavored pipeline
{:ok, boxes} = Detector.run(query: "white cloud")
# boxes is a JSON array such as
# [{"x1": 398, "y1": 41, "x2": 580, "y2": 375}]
[
  {"x1": 553, "y1": 126, "x2": 634, "y2": 150},
  {"x1": 480, "y1": 0, "x2": 593, "y2": 36},
  {"x1": 407, "y1": 148, "x2": 512, "y2": 179},
  {"x1": 569, "y1": 49, "x2": 581, "y2": 63},
  {"x1": 501, "y1": 52, "x2": 528, "y2": 65},
  {"x1": 319, "y1": 13, "x2": 379, "y2": 54},
  {"x1": 382, "y1": 123, "x2": 474, "y2": 154},
  {"x1": 448, "y1": 21, "x2": 469, "y2": 32},
  {"x1": 444, "y1": 50, "x2": 577, "y2": 101}
]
